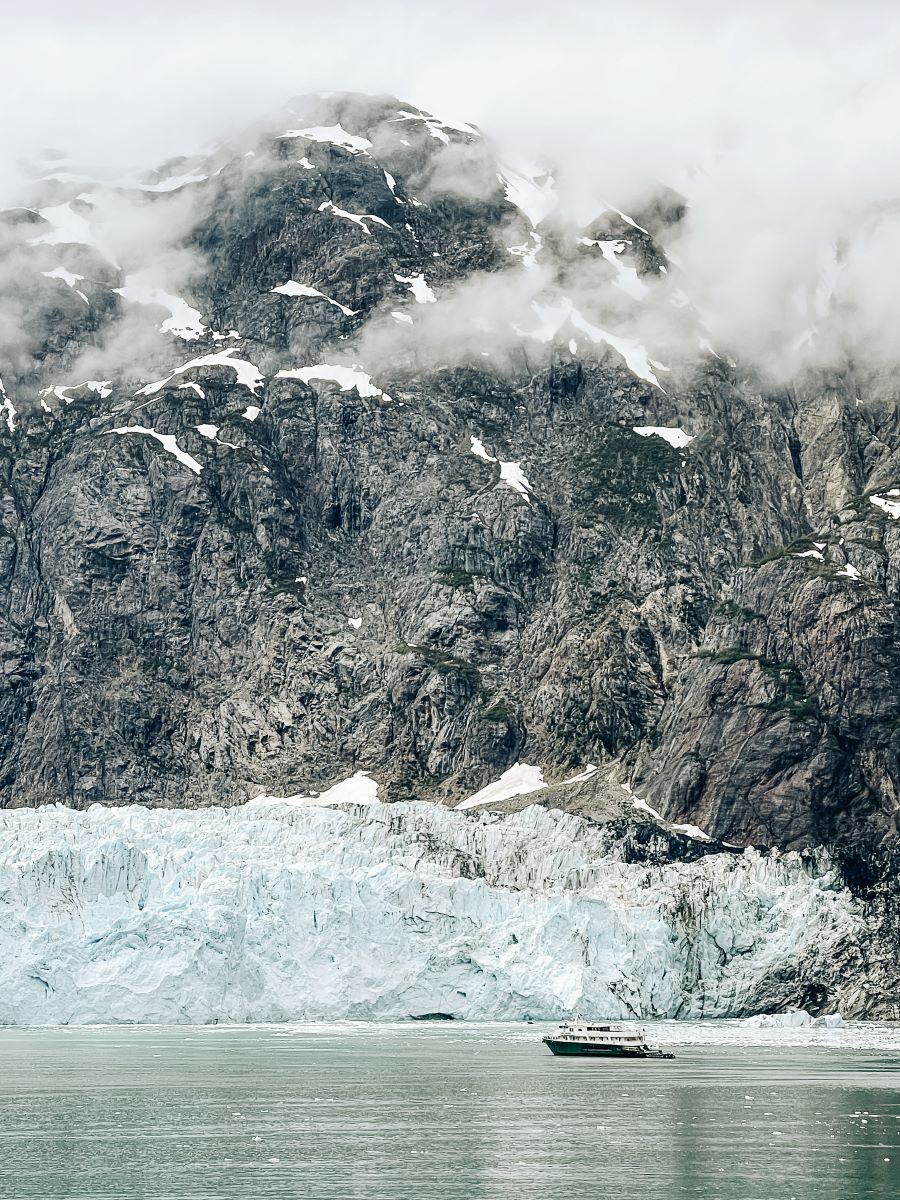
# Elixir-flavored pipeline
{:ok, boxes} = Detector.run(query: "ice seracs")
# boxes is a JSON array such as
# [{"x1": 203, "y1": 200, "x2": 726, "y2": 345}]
[{"x1": 0, "y1": 800, "x2": 864, "y2": 1023}]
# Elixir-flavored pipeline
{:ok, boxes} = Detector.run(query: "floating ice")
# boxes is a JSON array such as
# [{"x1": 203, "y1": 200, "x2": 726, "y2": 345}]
[
  {"x1": 469, "y1": 435, "x2": 533, "y2": 499},
  {"x1": 456, "y1": 763, "x2": 547, "y2": 811},
  {"x1": 282, "y1": 124, "x2": 372, "y2": 153},
  {"x1": 317, "y1": 201, "x2": 390, "y2": 234},
  {"x1": 271, "y1": 282, "x2": 357, "y2": 316},
  {"x1": 115, "y1": 274, "x2": 206, "y2": 340},
  {"x1": 136, "y1": 348, "x2": 263, "y2": 397},
  {"x1": 870, "y1": 491, "x2": 900, "y2": 519},
  {"x1": 0, "y1": 800, "x2": 863, "y2": 1023},
  {"x1": 394, "y1": 272, "x2": 435, "y2": 303},
  {"x1": 277, "y1": 365, "x2": 392, "y2": 403},
  {"x1": 632, "y1": 426, "x2": 694, "y2": 449},
  {"x1": 109, "y1": 426, "x2": 202, "y2": 474}
]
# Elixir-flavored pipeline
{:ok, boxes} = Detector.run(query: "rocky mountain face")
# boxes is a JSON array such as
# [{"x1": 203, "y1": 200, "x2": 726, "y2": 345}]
[{"x1": 1, "y1": 92, "x2": 899, "y2": 891}]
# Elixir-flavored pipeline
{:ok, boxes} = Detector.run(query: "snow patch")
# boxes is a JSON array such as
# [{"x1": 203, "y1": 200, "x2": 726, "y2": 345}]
[
  {"x1": 114, "y1": 274, "x2": 206, "y2": 340},
  {"x1": 632, "y1": 426, "x2": 694, "y2": 449},
  {"x1": 249, "y1": 771, "x2": 379, "y2": 809},
  {"x1": 271, "y1": 282, "x2": 357, "y2": 316},
  {"x1": 562, "y1": 764, "x2": 598, "y2": 785},
  {"x1": 870, "y1": 491, "x2": 900, "y2": 519},
  {"x1": 498, "y1": 165, "x2": 557, "y2": 227},
  {"x1": 507, "y1": 231, "x2": 543, "y2": 269},
  {"x1": 136, "y1": 349, "x2": 263, "y2": 397},
  {"x1": 41, "y1": 266, "x2": 89, "y2": 304},
  {"x1": 282, "y1": 124, "x2": 372, "y2": 153},
  {"x1": 277, "y1": 365, "x2": 392, "y2": 403},
  {"x1": 394, "y1": 272, "x2": 435, "y2": 303},
  {"x1": 469, "y1": 435, "x2": 533, "y2": 499},
  {"x1": 318, "y1": 201, "x2": 390, "y2": 234},
  {"x1": 455, "y1": 763, "x2": 547, "y2": 811},
  {"x1": 109, "y1": 426, "x2": 202, "y2": 474},
  {"x1": 515, "y1": 298, "x2": 666, "y2": 390},
  {"x1": 0, "y1": 377, "x2": 15, "y2": 432},
  {"x1": 837, "y1": 563, "x2": 861, "y2": 581},
  {"x1": 579, "y1": 238, "x2": 649, "y2": 300},
  {"x1": 624, "y1": 784, "x2": 712, "y2": 842}
]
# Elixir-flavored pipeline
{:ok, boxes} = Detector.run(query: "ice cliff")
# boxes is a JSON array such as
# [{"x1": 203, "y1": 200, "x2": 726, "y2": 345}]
[{"x1": 0, "y1": 801, "x2": 868, "y2": 1025}]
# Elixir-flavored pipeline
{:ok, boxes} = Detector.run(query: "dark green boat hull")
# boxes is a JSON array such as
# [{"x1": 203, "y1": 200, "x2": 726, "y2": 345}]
[{"x1": 543, "y1": 1038, "x2": 674, "y2": 1059}]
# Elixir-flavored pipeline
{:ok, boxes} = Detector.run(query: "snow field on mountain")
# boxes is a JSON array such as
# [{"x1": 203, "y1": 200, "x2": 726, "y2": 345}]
[{"x1": 0, "y1": 801, "x2": 859, "y2": 1025}]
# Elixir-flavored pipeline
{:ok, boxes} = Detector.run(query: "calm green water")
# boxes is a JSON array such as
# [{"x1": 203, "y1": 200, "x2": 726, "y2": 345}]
[{"x1": 1, "y1": 1023, "x2": 899, "y2": 1199}]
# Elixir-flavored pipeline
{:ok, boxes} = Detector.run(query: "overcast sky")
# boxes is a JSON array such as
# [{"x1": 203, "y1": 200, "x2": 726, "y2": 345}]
[{"x1": 4, "y1": 0, "x2": 899, "y2": 374}]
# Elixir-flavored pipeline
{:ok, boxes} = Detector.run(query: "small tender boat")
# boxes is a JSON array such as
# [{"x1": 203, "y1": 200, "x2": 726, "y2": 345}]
[{"x1": 543, "y1": 1019, "x2": 675, "y2": 1059}]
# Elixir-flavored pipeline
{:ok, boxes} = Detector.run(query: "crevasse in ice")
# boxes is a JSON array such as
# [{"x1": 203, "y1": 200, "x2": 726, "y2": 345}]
[{"x1": 0, "y1": 801, "x2": 859, "y2": 1025}]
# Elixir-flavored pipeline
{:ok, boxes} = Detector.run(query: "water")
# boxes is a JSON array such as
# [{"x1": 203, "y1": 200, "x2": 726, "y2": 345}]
[{"x1": 1, "y1": 1022, "x2": 899, "y2": 1199}]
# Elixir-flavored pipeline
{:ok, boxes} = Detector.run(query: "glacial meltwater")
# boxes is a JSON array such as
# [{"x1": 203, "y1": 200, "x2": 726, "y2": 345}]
[{"x1": 1, "y1": 1022, "x2": 899, "y2": 1200}]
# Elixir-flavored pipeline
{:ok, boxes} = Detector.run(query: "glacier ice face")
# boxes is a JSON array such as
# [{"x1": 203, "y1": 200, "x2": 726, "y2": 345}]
[{"x1": 0, "y1": 801, "x2": 863, "y2": 1026}]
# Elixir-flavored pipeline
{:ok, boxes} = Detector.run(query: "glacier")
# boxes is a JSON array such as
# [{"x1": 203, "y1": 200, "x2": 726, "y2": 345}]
[{"x1": 0, "y1": 801, "x2": 864, "y2": 1026}]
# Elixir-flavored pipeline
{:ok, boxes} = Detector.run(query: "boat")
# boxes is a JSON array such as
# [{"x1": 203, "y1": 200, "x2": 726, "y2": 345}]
[{"x1": 542, "y1": 1019, "x2": 675, "y2": 1058}]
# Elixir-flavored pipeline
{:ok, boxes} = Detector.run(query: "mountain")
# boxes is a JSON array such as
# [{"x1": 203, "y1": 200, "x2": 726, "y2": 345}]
[{"x1": 1, "y1": 92, "x2": 899, "y2": 1019}]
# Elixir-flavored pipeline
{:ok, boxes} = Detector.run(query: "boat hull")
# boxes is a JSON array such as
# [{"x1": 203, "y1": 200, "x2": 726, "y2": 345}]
[{"x1": 543, "y1": 1038, "x2": 674, "y2": 1059}]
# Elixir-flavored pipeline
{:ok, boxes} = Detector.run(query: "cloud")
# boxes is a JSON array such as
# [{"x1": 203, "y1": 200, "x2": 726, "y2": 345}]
[{"x1": 1, "y1": 0, "x2": 899, "y2": 381}]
